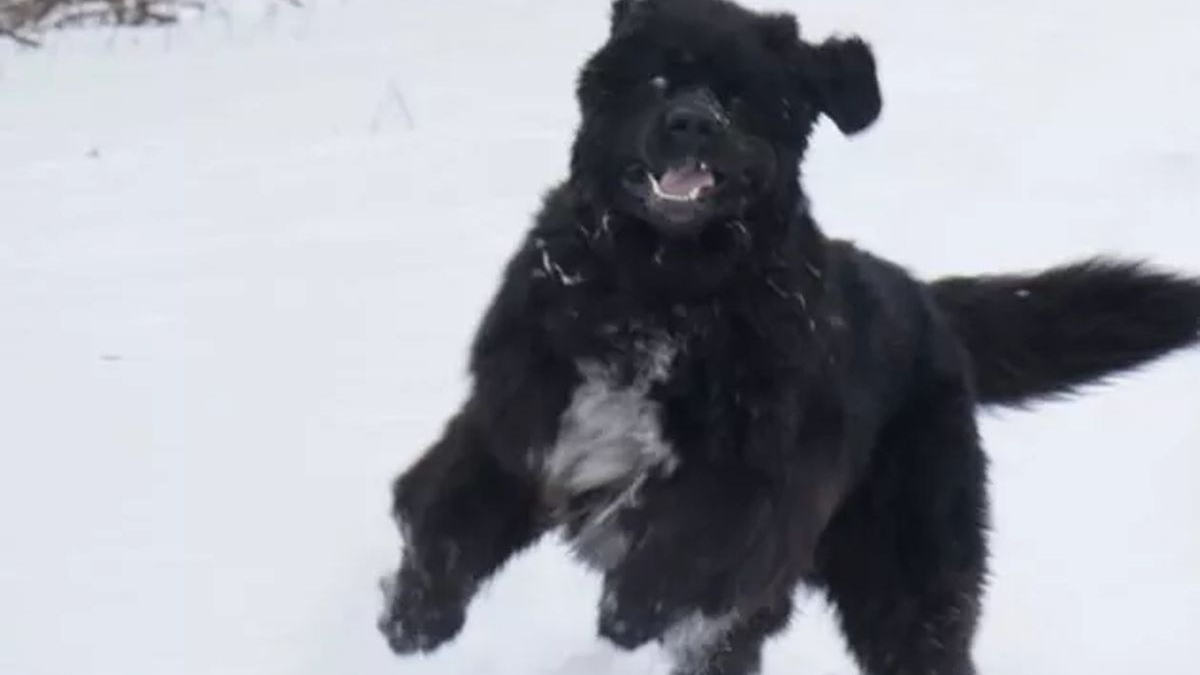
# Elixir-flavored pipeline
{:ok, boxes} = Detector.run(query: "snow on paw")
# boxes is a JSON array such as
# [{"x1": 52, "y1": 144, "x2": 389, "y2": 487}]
[
  {"x1": 377, "y1": 566, "x2": 467, "y2": 656},
  {"x1": 597, "y1": 579, "x2": 675, "y2": 651}
]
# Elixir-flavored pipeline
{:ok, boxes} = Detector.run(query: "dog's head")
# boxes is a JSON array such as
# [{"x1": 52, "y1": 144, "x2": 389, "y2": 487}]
[{"x1": 572, "y1": 0, "x2": 881, "y2": 241}]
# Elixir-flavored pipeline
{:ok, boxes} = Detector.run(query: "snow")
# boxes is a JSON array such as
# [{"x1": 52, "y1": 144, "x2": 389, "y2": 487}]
[{"x1": 0, "y1": 1, "x2": 1197, "y2": 674}]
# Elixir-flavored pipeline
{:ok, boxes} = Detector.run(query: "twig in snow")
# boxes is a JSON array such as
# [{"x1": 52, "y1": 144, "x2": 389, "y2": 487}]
[{"x1": 370, "y1": 78, "x2": 416, "y2": 133}]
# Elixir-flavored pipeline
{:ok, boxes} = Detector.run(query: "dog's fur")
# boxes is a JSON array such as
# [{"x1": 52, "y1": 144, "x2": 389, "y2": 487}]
[{"x1": 377, "y1": 1, "x2": 1200, "y2": 673}]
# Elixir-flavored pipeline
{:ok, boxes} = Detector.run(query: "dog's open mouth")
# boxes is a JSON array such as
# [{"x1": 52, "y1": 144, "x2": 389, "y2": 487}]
[
  {"x1": 649, "y1": 161, "x2": 720, "y2": 203},
  {"x1": 624, "y1": 160, "x2": 729, "y2": 231}
]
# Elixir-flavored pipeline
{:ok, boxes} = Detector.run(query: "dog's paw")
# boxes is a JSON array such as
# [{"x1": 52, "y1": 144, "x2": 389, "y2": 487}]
[
  {"x1": 376, "y1": 569, "x2": 467, "y2": 656},
  {"x1": 597, "y1": 579, "x2": 676, "y2": 651}
]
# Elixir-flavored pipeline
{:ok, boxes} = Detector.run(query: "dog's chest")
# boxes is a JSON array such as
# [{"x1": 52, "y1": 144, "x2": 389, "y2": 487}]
[{"x1": 542, "y1": 335, "x2": 681, "y2": 568}]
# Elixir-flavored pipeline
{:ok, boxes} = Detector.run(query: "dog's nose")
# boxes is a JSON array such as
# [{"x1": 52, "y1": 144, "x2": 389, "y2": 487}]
[{"x1": 663, "y1": 103, "x2": 721, "y2": 148}]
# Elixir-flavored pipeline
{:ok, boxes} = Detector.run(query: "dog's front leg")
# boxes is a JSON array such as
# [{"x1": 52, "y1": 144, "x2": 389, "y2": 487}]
[
  {"x1": 378, "y1": 331, "x2": 575, "y2": 656},
  {"x1": 377, "y1": 411, "x2": 549, "y2": 655},
  {"x1": 594, "y1": 385, "x2": 800, "y2": 648},
  {"x1": 596, "y1": 385, "x2": 848, "y2": 670},
  {"x1": 378, "y1": 249, "x2": 581, "y2": 656},
  {"x1": 595, "y1": 464, "x2": 774, "y2": 650}
]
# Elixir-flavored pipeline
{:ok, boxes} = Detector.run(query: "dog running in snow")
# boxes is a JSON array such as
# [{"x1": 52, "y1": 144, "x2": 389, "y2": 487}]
[{"x1": 377, "y1": 1, "x2": 1200, "y2": 674}]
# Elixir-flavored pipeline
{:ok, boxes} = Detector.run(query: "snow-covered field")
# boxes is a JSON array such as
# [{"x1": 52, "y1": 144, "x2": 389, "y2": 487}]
[{"x1": 1, "y1": 1, "x2": 1197, "y2": 674}]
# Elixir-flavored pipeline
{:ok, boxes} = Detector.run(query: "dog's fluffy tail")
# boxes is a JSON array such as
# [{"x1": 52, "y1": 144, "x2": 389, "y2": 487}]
[{"x1": 931, "y1": 259, "x2": 1200, "y2": 407}]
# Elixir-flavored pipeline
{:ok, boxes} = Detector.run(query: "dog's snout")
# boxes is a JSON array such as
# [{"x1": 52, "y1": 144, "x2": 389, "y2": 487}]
[
  {"x1": 664, "y1": 105, "x2": 719, "y2": 144},
  {"x1": 660, "y1": 91, "x2": 725, "y2": 151}
]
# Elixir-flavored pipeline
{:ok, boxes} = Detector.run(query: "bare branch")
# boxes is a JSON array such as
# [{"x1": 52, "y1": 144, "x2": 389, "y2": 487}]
[
  {"x1": 0, "y1": 23, "x2": 41, "y2": 47},
  {"x1": 0, "y1": 0, "x2": 301, "y2": 46}
]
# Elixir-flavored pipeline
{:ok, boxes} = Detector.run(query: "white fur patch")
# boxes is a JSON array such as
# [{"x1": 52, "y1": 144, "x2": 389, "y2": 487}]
[
  {"x1": 662, "y1": 611, "x2": 740, "y2": 673},
  {"x1": 545, "y1": 368, "x2": 672, "y2": 492},
  {"x1": 545, "y1": 341, "x2": 677, "y2": 493},
  {"x1": 544, "y1": 338, "x2": 679, "y2": 569}
]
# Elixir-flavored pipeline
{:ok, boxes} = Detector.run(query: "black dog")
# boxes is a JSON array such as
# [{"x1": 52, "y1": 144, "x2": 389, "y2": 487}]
[{"x1": 378, "y1": 1, "x2": 1200, "y2": 673}]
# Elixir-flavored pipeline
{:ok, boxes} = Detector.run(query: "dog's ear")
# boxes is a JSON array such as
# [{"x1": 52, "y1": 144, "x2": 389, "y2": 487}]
[
  {"x1": 611, "y1": 0, "x2": 654, "y2": 35},
  {"x1": 807, "y1": 37, "x2": 882, "y2": 135},
  {"x1": 758, "y1": 16, "x2": 882, "y2": 136}
]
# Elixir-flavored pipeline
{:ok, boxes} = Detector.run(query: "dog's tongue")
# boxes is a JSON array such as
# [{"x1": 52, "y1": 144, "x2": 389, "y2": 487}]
[{"x1": 658, "y1": 165, "x2": 715, "y2": 197}]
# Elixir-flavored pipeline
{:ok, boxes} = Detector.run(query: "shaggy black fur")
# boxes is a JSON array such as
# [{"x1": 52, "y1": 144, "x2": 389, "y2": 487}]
[{"x1": 378, "y1": 1, "x2": 1200, "y2": 673}]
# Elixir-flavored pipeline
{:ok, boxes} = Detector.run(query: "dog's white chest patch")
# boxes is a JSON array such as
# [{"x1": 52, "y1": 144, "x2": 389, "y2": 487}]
[
  {"x1": 544, "y1": 339, "x2": 679, "y2": 568},
  {"x1": 662, "y1": 610, "x2": 740, "y2": 671}
]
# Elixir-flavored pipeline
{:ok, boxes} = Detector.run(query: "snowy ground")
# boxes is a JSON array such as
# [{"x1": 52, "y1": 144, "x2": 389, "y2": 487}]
[{"x1": 1, "y1": 1, "x2": 1198, "y2": 674}]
